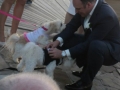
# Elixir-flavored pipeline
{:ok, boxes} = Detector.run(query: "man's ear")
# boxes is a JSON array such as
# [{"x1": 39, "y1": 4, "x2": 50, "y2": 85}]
[{"x1": 86, "y1": 2, "x2": 92, "y2": 9}]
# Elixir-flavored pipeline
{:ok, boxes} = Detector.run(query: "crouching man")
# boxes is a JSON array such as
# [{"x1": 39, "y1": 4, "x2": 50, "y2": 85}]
[{"x1": 45, "y1": 0, "x2": 120, "y2": 90}]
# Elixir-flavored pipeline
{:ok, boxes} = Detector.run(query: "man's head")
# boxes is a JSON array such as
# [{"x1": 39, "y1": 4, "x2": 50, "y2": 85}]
[{"x1": 73, "y1": 0, "x2": 96, "y2": 17}]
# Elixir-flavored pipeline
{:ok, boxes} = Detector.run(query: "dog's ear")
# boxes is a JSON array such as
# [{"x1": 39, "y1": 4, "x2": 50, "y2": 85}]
[{"x1": 46, "y1": 22, "x2": 57, "y2": 34}]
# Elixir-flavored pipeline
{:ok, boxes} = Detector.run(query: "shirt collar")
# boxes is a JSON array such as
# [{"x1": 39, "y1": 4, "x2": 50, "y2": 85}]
[{"x1": 89, "y1": 0, "x2": 99, "y2": 16}]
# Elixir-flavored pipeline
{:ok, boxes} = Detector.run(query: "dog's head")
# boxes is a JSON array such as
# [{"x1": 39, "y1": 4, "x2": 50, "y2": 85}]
[{"x1": 42, "y1": 19, "x2": 66, "y2": 35}]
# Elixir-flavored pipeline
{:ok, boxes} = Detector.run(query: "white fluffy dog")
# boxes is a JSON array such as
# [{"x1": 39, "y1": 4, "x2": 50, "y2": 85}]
[
  {"x1": 5, "y1": 20, "x2": 66, "y2": 62},
  {"x1": 5, "y1": 20, "x2": 74, "y2": 78},
  {"x1": 0, "y1": 72, "x2": 60, "y2": 90},
  {"x1": 16, "y1": 42, "x2": 75, "y2": 78}
]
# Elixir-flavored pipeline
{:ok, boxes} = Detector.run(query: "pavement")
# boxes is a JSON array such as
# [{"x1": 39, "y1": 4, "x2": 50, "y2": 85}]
[{"x1": 0, "y1": 0, "x2": 120, "y2": 90}]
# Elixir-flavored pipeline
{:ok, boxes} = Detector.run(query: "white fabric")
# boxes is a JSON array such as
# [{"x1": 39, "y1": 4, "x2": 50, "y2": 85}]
[
  {"x1": 67, "y1": 0, "x2": 75, "y2": 15},
  {"x1": 25, "y1": 27, "x2": 47, "y2": 43},
  {"x1": 56, "y1": 37, "x2": 63, "y2": 46},
  {"x1": 57, "y1": 0, "x2": 99, "y2": 60},
  {"x1": 84, "y1": 15, "x2": 91, "y2": 29},
  {"x1": 64, "y1": 49, "x2": 73, "y2": 60}
]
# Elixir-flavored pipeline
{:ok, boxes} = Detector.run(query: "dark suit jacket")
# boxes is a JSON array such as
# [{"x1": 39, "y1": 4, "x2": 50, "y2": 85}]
[{"x1": 57, "y1": 0, "x2": 120, "y2": 61}]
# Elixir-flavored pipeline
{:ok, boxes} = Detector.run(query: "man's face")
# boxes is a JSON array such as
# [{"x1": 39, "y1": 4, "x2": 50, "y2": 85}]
[{"x1": 73, "y1": 0, "x2": 91, "y2": 17}]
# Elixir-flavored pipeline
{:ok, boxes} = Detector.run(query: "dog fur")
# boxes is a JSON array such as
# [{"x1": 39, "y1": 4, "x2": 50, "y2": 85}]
[
  {"x1": 0, "y1": 72, "x2": 60, "y2": 90},
  {"x1": 16, "y1": 42, "x2": 57, "y2": 78},
  {"x1": 16, "y1": 42, "x2": 75, "y2": 78}
]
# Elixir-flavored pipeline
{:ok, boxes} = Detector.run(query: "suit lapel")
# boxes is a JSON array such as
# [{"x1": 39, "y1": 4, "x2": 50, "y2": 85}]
[
  {"x1": 89, "y1": 0, "x2": 104, "y2": 27},
  {"x1": 83, "y1": 0, "x2": 104, "y2": 38}
]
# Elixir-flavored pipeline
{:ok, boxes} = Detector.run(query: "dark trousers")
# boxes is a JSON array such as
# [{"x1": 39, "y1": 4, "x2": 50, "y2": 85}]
[{"x1": 54, "y1": 34, "x2": 118, "y2": 84}]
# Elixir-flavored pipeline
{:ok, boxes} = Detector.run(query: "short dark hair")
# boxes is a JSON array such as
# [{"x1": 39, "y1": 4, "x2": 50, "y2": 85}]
[{"x1": 80, "y1": 0, "x2": 96, "y2": 5}]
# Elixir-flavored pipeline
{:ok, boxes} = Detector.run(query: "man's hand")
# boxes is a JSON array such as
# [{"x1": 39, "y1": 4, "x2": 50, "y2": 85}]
[
  {"x1": 48, "y1": 48, "x2": 62, "y2": 59},
  {"x1": 45, "y1": 40, "x2": 60, "y2": 48}
]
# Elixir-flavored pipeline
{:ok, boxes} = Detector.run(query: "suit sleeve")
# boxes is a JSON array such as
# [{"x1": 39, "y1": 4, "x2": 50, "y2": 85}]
[{"x1": 57, "y1": 13, "x2": 82, "y2": 43}]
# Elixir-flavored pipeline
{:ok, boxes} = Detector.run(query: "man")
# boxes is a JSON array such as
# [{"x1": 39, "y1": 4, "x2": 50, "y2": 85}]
[{"x1": 46, "y1": 0, "x2": 120, "y2": 90}]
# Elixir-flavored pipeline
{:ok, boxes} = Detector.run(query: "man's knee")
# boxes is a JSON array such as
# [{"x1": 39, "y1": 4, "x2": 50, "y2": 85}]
[{"x1": 89, "y1": 40, "x2": 107, "y2": 53}]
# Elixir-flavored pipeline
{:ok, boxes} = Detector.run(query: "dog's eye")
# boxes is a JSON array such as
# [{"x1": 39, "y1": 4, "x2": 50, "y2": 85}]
[{"x1": 61, "y1": 23, "x2": 62, "y2": 26}]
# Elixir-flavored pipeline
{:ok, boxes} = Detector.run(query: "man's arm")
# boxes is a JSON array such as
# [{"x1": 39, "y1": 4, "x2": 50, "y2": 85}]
[
  {"x1": 69, "y1": 14, "x2": 115, "y2": 59},
  {"x1": 57, "y1": 13, "x2": 82, "y2": 43}
]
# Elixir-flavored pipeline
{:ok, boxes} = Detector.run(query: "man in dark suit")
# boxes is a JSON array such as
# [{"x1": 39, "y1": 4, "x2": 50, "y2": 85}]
[{"x1": 46, "y1": 0, "x2": 120, "y2": 90}]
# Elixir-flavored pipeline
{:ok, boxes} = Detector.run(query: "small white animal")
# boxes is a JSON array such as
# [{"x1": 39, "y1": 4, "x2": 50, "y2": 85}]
[
  {"x1": 5, "y1": 19, "x2": 66, "y2": 63},
  {"x1": 16, "y1": 42, "x2": 56, "y2": 78},
  {"x1": 16, "y1": 42, "x2": 75, "y2": 78}
]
